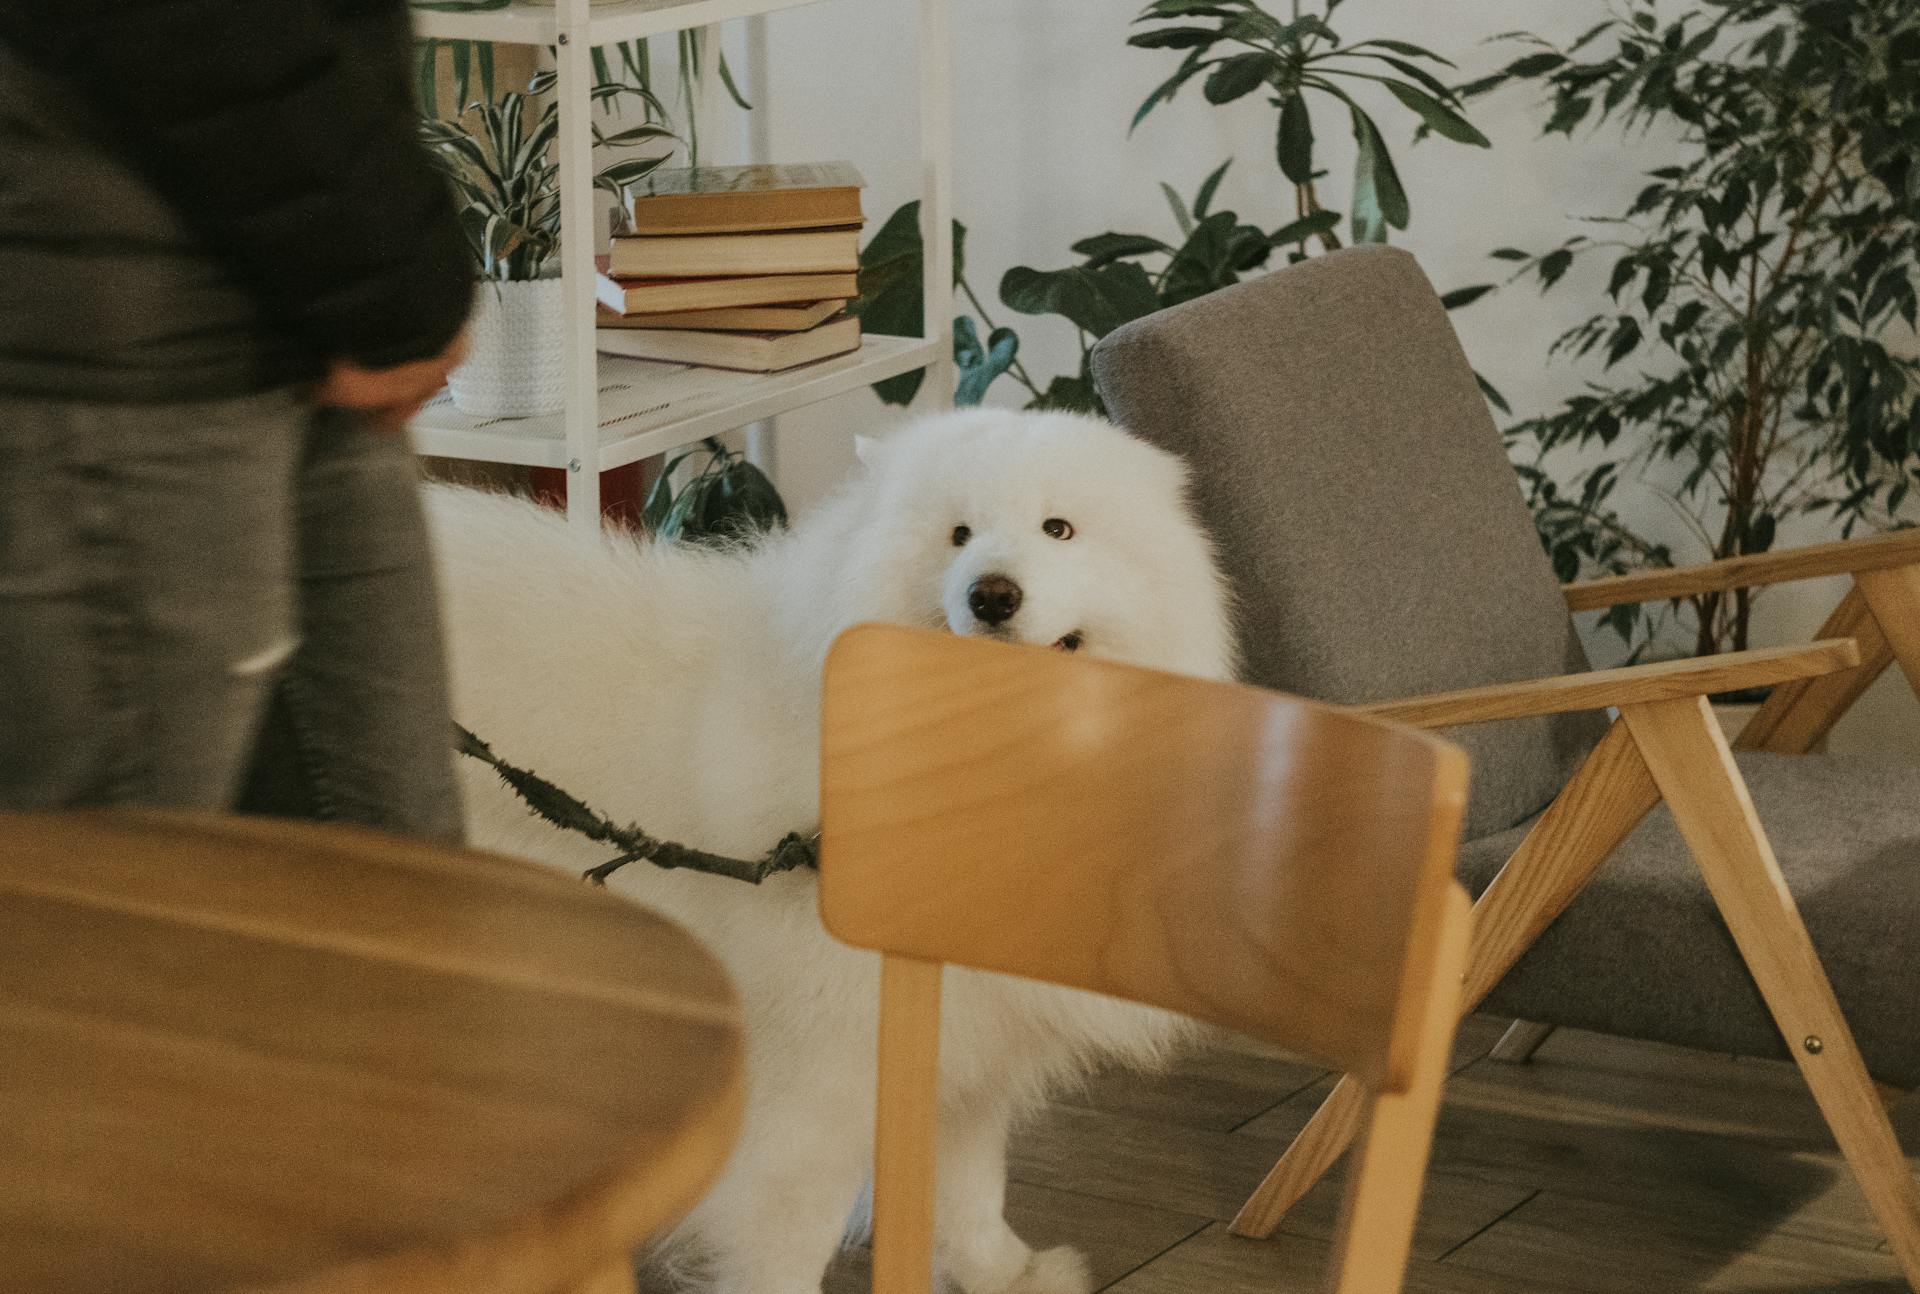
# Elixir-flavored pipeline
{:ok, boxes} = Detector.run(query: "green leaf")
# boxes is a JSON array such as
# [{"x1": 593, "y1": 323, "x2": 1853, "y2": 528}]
[
  {"x1": 715, "y1": 50, "x2": 754, "y2": 109},
  {"x1": 1026, "y1": 375, "x2": 1104, "y2": 415},
  {"x1": 1342, "y1": 37, "x2": 1455, "y2": 68},
  {"x1": 1538, "y1": 247, "x2": 1575, "y2": 289},
  {"x1": 1489, "y1": 247, "x2": 1530, "y2": 261},
  {"x1": 999, "y1": 261, "x2": 1159, "y2": 340},
  {"x1": 1129, "y1": 26, "x2": 1217, "y2": 48},
  {"x1": 855, "y1": 201, "x2": 968, "y2": 405},
  {"x1": 1475, "y1": 371, "x2": 1511, "y2": 415},
  {"x1": 1277, "y1": 93, "x2": 1314, "y2": 183},
  {"x1": 1603, "y1": 316, "x2": 1642, "y2": 369},
  {"x1": 1382, "y1": 79, "x2": 1491, "y2": 147},
  {"x1": 1268, "y1": 209, "x2": 1340, "y2": 245},
  {"x1": 1441, "y1": 284, "x2": 1494, "y2": 310},
  {"x1": 1159, "y1": 182, "x2": 1195, "y2": 237},
  {"x1": 1503, "y1": 51, "x2": 1566, "y2": 77},
  {"x1": 1072, "y1": 232, "x2": 1174, "y2": 267},
  {"x1": 1193, "y1": 158, "x2": 1232, "y2": 219},
  {"x1": 1130, "y1": 48, "x2": 1208, "y2": 132},
  {"x1": 1204, "y1": 52, "x2": 1275, "y2": 104},
  {"x1": 1347, "y1": 105, "x2": 1409, "y2": 242},
  {"x1": 1160, "y1": 211, "x2": 1248, "y2": 305}
]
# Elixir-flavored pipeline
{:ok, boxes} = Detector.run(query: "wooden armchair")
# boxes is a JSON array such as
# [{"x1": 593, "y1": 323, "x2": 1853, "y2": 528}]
[
  {"x1": 1092, "y1": 245, "x2": 1920, "y2": 1287},
  {"x1": 817, "y1": 624, "x2": 1474, "y2": 1294}
]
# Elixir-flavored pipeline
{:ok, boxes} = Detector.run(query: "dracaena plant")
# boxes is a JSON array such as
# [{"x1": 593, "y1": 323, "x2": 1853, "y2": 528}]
[
  {"x1": 1129, "y1": 0, "x2": 1488, "y2": 246},
  {"x1": 1460, "y1": 0, "x2": 1920, "y2": 658},
  {"x1": 417, "y1": 71, "x2": 677, "y2": 281},
  {"x1": 856, "y1": 0, "x2": 1487, "y2": 411}
]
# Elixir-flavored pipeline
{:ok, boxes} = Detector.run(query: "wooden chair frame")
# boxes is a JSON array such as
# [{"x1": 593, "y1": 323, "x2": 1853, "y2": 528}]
[
  {"x1": 1231, "y1": 527, "x2": 1920, "y2": 1289},
  {"x1": 818, "y1": 624, "x2": 1478, "y2": 1294}
]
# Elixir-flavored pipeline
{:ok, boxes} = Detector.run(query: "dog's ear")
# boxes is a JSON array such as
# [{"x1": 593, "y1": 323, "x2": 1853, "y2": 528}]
[{"x1": 853, "y1": 434, "x2": 885, "y2": 469}]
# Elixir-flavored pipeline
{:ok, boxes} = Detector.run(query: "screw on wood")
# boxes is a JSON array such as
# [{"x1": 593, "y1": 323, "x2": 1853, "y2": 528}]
[{"x1": 1803, "y1": 1035, "x2": 1825, "y2": 1055}]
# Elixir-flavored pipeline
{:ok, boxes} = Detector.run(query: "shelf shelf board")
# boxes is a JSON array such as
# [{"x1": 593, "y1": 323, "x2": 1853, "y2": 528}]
[
  {"x1": 410, "y1": 334, "x2": 937, "y2": 470},
  {"x1": 411, "y1": 0, "x2": 830, "y2": 45}
]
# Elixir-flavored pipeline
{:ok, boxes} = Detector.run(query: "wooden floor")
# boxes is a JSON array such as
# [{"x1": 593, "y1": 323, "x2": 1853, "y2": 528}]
[{"x1": 819, "y1": 1016, "x2": 1919, "y2": 1293}]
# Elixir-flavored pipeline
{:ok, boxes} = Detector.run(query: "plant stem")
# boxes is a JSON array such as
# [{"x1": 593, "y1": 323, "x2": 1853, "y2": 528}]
[{"x1": 960, "y1": 274, "x2": 1045, "y2": 398}]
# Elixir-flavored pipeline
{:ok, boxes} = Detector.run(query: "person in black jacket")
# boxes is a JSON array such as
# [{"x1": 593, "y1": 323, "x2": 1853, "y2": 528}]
[{"x1": 0, "y1": 0, "x2": 475, "y2": 838}]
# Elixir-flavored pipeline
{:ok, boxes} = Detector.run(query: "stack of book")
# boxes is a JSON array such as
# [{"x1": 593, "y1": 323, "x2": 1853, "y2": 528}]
[{"x1": 596, "y1": 161, "x2": 864, "y2": 374}]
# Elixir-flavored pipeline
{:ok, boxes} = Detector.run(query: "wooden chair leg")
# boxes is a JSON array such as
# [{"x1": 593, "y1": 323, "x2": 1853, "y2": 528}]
[
  {"x1": 1621, "y1": 695, "x2": 1920, "y2": 1289},
  {"x1": 1326, "y1": 889, "x2": 1472, "y2": 1294},
  {"x1": 1488, "y1": 1019, "x2": 1557, "y2": 1064},
  {"x1": 1231, "y1": 721, "x2": 1660, "y2": 1239},
  {"x1": 1736, "y1": 583, "x2": 1894, "y2": 754},
  {"x1": 1856, "y1": 564, "x2": 1920, "y2": 704},
  {"x1": 873, "y1": 955, "x2": 943, "y2": 1294}
]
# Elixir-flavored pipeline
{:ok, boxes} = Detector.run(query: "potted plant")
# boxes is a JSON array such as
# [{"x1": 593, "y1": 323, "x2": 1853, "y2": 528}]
[
  {"x1": 855, "y1": 0, "x2": 1489, "y2": 411},
  {"x1": 1457, "y1": 0, "x2": 1920, "y2": 666},
  {"x1": 418, "y1": 71, "x2": 675, "y2": 416}
]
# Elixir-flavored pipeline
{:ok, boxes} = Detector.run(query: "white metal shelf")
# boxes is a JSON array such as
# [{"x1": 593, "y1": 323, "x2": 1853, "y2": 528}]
[
  {"x1": 412, "y1": 0, "x2": 829, "y2": 46},
  {"x1": 410, "y1": 336, "x2": 938, "y2": 470},
  {"x1": 411, "y1": 0, "x2": 952, "y2": 530}
]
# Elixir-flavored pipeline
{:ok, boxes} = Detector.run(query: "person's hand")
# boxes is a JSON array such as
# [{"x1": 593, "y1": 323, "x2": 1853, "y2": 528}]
[{"x1": 315, "y1": 327, "x2": 471, "y2": 431}]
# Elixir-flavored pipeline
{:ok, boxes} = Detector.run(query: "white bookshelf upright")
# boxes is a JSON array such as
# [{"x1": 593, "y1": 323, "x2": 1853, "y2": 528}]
[{"x1": 408, "y1": 0, "x2": 954, "y2": 531}]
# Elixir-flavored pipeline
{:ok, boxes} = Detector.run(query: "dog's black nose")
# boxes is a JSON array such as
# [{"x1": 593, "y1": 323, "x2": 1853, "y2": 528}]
[{"x1": 968, "y1": 574, "x2": 1023, "y2": 626}]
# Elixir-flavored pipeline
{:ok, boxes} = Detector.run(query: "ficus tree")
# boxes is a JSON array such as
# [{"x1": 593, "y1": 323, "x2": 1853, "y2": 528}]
[{"x1": 1461, "y1": 0, "x2": 1920, "y2": 657}]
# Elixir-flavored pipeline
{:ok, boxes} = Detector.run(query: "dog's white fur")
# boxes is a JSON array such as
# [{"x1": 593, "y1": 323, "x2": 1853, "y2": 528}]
[{"x1": 430, "y1": 409, "x2": 1236, "y2": 1294}]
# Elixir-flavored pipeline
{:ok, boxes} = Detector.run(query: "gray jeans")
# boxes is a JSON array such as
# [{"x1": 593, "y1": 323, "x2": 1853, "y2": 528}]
[{"x1": 0, "y1": 388, "x2": 463, "y2": 841}]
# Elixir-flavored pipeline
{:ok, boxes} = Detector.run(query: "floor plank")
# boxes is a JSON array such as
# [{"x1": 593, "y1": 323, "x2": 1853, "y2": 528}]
[
  {"x1": 1442, "y1": 1190, "x2": 1906, "y2": 1292},
  {"x1": 1106, "y1": 1223, "x2": 1585, "y2": 1294},
  {"x1": 1006, "y1": 1101, "x2": 1537, "y2": 1260},
  {"x1": 821, "y1": 1183, "x2": 1209, "y2": 1294},
  {"x1": 1238, "y1": 1028, "x2": 1911, "y2": 1253}
]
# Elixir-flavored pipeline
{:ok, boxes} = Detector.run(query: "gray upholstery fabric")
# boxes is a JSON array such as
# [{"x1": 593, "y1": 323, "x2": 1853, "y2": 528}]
[
  {"x1": 1092, "y1": 246, "x2": 1606, "y2": 838},
  {"x1": 1465, "y1": 751, "x2": 1920, "y2": 1089}
]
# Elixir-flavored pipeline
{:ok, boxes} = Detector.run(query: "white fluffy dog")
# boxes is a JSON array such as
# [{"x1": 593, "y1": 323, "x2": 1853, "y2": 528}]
[{"x1": 430, "y1": 409, "x2": 1236, "y2": 1294}]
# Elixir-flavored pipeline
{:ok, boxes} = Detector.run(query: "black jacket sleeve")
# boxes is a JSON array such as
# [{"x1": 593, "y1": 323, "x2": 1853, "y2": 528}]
[{"x1": 0, "y1": 0, "x2": 473, "y2": 368}]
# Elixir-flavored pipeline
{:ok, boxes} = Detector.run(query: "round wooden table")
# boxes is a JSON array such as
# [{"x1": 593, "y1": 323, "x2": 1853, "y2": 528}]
[{"x1": 0, "y1": 811, "x2": 744, "y2": 1294}]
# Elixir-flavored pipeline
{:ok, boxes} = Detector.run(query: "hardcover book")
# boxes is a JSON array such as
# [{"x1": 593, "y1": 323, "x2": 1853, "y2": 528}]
[
  {"x1": 624, "y1": 161, "x2": 865, "y2": 234},
  {"x1": 606, "y1": 226, "x2": 861, "y2": 280},
  {"x1": 595, "y1": 314, "x2": 862, "y2": 373}
]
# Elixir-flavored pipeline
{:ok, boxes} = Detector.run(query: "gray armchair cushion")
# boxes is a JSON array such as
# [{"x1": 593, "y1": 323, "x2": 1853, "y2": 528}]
[
  {"x1": 1465, "y1": 750, "x2": 1920, "y2": 1089},
  {"x1": 1092, "y1": 245, "x2": 1606, "y2": 839}
]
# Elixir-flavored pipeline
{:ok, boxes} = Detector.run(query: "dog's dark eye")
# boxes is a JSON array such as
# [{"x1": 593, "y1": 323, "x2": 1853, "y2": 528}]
[
  {"x1": 1042, "y1": 517, "x2": 1074, "y2": 540},
  {"x1": 951, "y1": 524, "x2": 971, "y2": 547}
]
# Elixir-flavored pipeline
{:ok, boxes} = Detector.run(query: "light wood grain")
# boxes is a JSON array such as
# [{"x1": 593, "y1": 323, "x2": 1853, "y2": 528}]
[
  {"x1": 563, "y1": 1259, "x2": 640, "y2": 1294},
  {"x1": 1732, "y1": 583, "x2": 1893, "y2": 753},
  {"x1": 820, "y1": 623, "x2": 1469, "y2": 1091},
  {"x1": 871, "y1": 956, "x2": 943, "y2": 1294},
  {"x1": 1856, "y1": 562, "x2": 1920, "y2": 705},
  {"x1": 1231, "y1": 719, "x2": 1661, "y2": 1240},
  {"x1": 1358, "y1": 639, "x2": 1860, "y2": 729},
  {"x1": 1329, "y1": 888, "x2": 1472, "y2": 1294},
  {"x1": 1562, "y1": 527, "x2": 1920, "y2": 610},
  {"x1": 817, "y1": 624, "x2": 1472, "y2": 1294},
  {"x1": 0, "y1": 811, "x2": 744, "y2": 1294},
  {"x1": 1621, "y1": 696, "x2": 1920, "y2": 1289}
]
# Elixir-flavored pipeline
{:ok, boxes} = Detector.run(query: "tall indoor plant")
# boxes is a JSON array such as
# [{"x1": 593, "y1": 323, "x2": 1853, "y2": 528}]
[
  {"x1": 1462, "y1": 0, "x2": 1920, "y2": 657},
  {"x1": 857, "y1": 0, "x2": 1489, "y2": 411}
]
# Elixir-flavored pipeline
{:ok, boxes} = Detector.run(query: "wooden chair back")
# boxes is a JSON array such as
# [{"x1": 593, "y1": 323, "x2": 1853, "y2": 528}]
[{"x1": 818, "y1": 624, "x2": 1474, "y2": 1294}]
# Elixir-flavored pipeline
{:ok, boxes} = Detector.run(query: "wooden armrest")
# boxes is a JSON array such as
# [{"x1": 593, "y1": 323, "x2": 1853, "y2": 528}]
[
  {"x1": 1563, "y1": 529, "x2": 1920, "y2": 611},
  {"x1": 1360, "y1": 639, "x2": 1861, "y2": 729}
]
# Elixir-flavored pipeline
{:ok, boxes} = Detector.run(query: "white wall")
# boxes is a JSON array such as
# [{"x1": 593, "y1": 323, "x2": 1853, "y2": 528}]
[{"x1": 733, "y1": 0, "x2": 1919, "y2": 755}]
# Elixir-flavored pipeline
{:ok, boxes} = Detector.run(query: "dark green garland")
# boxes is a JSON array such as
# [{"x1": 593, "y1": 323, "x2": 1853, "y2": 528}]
[{"x1": 455, "y1": 724, "x2": 819, "y2": 886}]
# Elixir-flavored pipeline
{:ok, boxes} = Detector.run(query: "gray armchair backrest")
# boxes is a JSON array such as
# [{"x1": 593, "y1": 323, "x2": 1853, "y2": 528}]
[{"x1": 1092, "y1": 245, "x2": 1604, "y2": 839}]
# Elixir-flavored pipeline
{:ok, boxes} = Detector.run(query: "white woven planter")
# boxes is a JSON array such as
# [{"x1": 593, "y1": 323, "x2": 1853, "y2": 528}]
[{"x1": 446, "y1": 277, "x2": 568, "y2": 418}]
